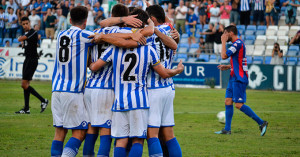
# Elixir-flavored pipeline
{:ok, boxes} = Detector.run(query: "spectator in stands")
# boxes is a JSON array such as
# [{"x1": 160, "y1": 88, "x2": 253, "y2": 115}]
[
  {"x1": 34, "y1": 24, "x2": 42, "y2": 47},
  {"x1": 271, "y1": 42, "x2": 283, "y2": 64},
  {"x1": 283, "y1": 0, "x2": 300, "y2": 27},
  {"x1": 198, "y1": 36, "x2": 205, "y2": 55},
  {"x1": 50, "y1": 0, "x2": 58, "y2": 9},
  {"x1": 166, "y1": 3, "x2": 175, "y2": 25},
  {"x1": 0, "y1": 0, "x2": 7, "y2": 11},
  {"x1": 5, "y1": 39, "x2": 10, "y2": 47},
  {"x1": 29, "y1": 9, "x2": 41, "y2": 29},
  {"x1": 0, "y1": 7, "x2": 7, "y2": 40},
  {"x1": 207, "y1": 0, "x2": 214, "y2": 23},
  {"x1": 43, "y1": 8, "x2": 57, "y2": 40},
  {"x1": 230, "y1": 0, "x2": 239, "y2": 25},
  {"x1": 7, "y1": 7, "x2": 18, "y2": 40},
  {"x1": 220, "y1": 0, "x2": 231, "y2": 27},
  {"x1": 265, "y1": 0, "x2": 276, "y2": 26},
  {"x1": 175, "y1": 0, "x2": 188, "y2": 34},
  {"x1": 94, "y1": 9, "x2": 106, "y2": 26},
  {"x1": 200, "y1": 23, "x2": 215, "y2": 53},
  {"x1": 34, "y1": 0, "x2": 43, "y2": 16},
  {"x1": 6, "y1": 0, "x2": 18, "y2": 14},
  {"x1": 252, "y1": 0, "x2": 265, "y2": 25},
  {"x1": 240, "y1": 0, "x2": 250, "y2": 25},
  {"x1": 94, "y1": 2, "x2": 105, "y2": 17},
  {"x1": 213, "y1": 23, "x2": 224, "y2": 54},
  {"x1": 15, "y1": 0, "x2": 31, "y2": 10},
  {"x1": 186, "y1": 7, "x2": 198, "y2": 45},
  {"x1": 66, "y1": 5, "x2": 74, "y2": 29},
  {"x1": 41, "y1": 0, "x2": 52, "y2": 16},
  {"x1": 55, "y1": 9, "x2": 66, "y2": 35},
  {"x1": 209, "y1": 1, "x2": 220, "y2": 24},
  {"x1": 289, "y1": 30, "x2": 300, "y2": 45},
  {"x1": 86, "y1": 4, "x2": 95, "y2": 31},
  {"x1": 199, "y1": 0, "x2": 208, "y2": 28},
  {"x1": 108, "y1": 0, "x2": 117, "y2": 17}
]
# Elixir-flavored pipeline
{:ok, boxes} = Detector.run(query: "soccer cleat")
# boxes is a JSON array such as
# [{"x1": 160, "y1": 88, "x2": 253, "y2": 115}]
[
  {"x1": 40, "y1": 99, "x2": 49, "y2": 113},
  {"x1": 259, "y1": 121, "x2": 268, "y2": 136},
  {"x1": 15, "y1": 109, "x2": 30, "y2": 114},
  {"x1": 215, "y1": 129, "x2": 231, "y2": 135}
]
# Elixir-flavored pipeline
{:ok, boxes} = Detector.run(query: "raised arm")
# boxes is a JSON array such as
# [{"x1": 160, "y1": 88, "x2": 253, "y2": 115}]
[
  {"x1": 154, "y1": 28, "x2": 177, "y2": 50},
  {"x1": 139, "y1": 19, "x2": 154, "y2": 37},
  {"x1": 95, "y1": 33, "x2": 139, "y2": 48},
  {"x1": 221, "y1": 33, "x2": 229, "y2": 59},
  {"x1": 99, "y1": 15, "x2": 143, "y2": 28},
  {"x1": 153, "y1": 60, "x2": 184, "y2": 79}
]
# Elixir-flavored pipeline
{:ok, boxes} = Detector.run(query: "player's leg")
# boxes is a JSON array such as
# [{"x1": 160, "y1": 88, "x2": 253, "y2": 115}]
[
  {"x1": 128, "y1": 138, "x2": 145, "y2": 157},
  {"x1": 147, "y1": 88, "x2": 163, "y2": 157},
  {"x1": 161, "y1": 127, "x2": 182, "y2": 157},
  {"x1": 215, "y1": 79, "x2": 233, "y2": 134},
  {"x1": 98, "y1": 128, "x2": 112, "y2": 157},
  {"x1": 52, "y1": 127, "x2": 68, "y2": 156},
  {"x1": 233, "y1": 81, "x2": 268, "y2": 136},
  {"x1": 115, "y1": 138, "x2": 129, "y2": 157},
  {"x1": 83, "y1": 124, "x2": 99, "y2": 157},
  {"x1": 112, "y1": 111, "x2": 129, "y2": 156},
  {"x1": 62, "y1": 129, "x2": 86, "y2": 157}
]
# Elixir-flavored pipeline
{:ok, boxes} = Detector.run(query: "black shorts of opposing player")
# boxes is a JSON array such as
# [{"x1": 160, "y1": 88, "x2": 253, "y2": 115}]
[
  {"x1": 146, "y1": 5, "x2": 166, "y2": 24},
  {"x1": 129, "y1": 8, "x2": 149, "y2": 28},
  {"x1": 70, "y1": 6, "x2": 88, "y2": 25}
]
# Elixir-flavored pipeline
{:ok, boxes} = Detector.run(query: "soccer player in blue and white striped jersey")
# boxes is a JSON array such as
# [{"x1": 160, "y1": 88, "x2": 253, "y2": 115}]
[
  {"x1": 89, "y1": 9, "x2": 184, "y2": 157},
  {"x1": 50, "y1": 6, "x2": 94, "y2": 157},
  {"x1": 146, "y1": 5, "x2": 183, "y2": 157}
]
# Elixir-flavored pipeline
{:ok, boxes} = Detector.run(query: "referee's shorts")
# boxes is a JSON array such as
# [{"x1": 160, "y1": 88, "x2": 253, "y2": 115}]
[{"x1": 22, "y1": 57, "x2": 38, "y2": 81}]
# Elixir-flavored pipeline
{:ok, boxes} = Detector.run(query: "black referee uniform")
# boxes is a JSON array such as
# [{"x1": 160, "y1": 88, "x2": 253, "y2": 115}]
[{"x1": 22, "y1": 28, "x2": 39, "y2": 80}]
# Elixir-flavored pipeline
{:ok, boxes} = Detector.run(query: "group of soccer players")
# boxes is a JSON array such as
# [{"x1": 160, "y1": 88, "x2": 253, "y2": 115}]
[{"x1": 50, "y1": 3, "x2": 184, "y2": 157}]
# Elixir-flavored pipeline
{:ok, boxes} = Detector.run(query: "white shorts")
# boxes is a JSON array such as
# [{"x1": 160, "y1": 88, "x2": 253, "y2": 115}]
[
  {"x1": 111, "y1": 109, "x2": 148, "y2": 139},
  {"x1": 214, "y1": 43, "x2": 222, "y2": 54},
  {"x1": 148, "y1": 86, "x2": 175, "y2": 128},
  {"x1": 51, "y1": 92, "x2": 89, "y2": 129},
  {"x1": 84, "y1": 88, "x2": 114, "y2": 128},
  {"x1": 219, "y1": 19, "x2": 230, "y2": 27}
]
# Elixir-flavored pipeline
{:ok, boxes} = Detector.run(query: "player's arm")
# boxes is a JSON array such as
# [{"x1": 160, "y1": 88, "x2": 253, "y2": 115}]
[
  {"x1": 99, "y1": 15, "x2": 143, "y2": 28},
  {"x1": 154, "y1": 28, "x2": 177, "y2": 50},
  {"x1": 95, "y1": 33, "x2": 139, "y2": 48},
  {"x1": 89, "y1": 59, "x2": 107, "y2": 72},
  {"x1": 18, "y1": 35, "x2": 28, "y2": 42},
  {"x1": 153, "y1": 60, "x2": 184, "y2": 79},
  {"x1": 139, "y1": 19, "x2": 154, "y2": 37},
  {"x1": 221, "y1": 33, "x2": 229, "y2": 59},
  {"x1": 170, "y1": 29, "x2": 180, "y2": 44},
  {"x1": 217, "y1": 64, "x2": 231, "y2": 71}
]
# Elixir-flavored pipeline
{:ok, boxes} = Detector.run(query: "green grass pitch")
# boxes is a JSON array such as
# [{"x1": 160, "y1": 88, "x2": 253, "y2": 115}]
[{"x1": 0, "y1": 80, "x2": 300, "y2": 156}]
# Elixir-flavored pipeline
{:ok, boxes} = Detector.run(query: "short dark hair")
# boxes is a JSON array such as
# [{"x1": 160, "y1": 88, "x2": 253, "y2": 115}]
[
  {"x1": 224, "y1": 25, "x2": 238, "y2": 35},
  {"x1": 128, "y1": 7, "x2": 135, "y2": 13},
  {"x1": 0, "y1": 7, "x2": 3, "y2": 10},
  {"x1": 21, "y1": 17, "x2": 29, "y2": 22},
  {"x1": 189, "y1": 7, "x2": 194, "y2": 11},
  {"x1": 70, "y1": 6, "x2": 88, "y2": 25},
  {"x1": 130, "y1": 8, "x2": 149, "y2": 27},
  {"x1": 146, "y1": 5, "x2": 165, "y2": 24},
  {"x1": 111, "y1": 4, "x2": 129, "y2": 17}
]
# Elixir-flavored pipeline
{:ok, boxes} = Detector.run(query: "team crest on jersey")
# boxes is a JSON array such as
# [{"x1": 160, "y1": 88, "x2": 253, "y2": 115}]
[
  {"x1": 233, "y1": 43, "x2": 237, "y2": 47},
  {"x1": 229, "y1": 46, "x2": 237, "y2": 53}
]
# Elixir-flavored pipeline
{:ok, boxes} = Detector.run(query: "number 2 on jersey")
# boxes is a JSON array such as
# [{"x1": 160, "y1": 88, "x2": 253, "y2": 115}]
[
  {"x1": 59, "y1": 36, "x2": 71, "y2": 63},
  {"x1": 122, "y1": 53, "x2": 138, "y2": 82}
]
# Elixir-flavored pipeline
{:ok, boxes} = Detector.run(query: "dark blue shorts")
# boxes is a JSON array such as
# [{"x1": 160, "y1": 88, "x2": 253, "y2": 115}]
[{"x1": 225, "y1": 80, "x2": 247, "y2": 103}]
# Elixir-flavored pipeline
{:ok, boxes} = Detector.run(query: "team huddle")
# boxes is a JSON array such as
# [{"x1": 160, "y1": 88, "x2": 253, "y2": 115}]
[{"x1": 51, "y1": 4, "x2": 183, "y2": 157}]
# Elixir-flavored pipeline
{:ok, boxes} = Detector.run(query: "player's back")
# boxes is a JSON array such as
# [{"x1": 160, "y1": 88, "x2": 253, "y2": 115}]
[
  {"x1": 52, "y1": 26, "x2": 94, "y2": 93},
  {"x1": 147, "y1": 24, "x2": 175, "y2": 89},
  {"x1": 228, "y1": 39, "x2": 248, "y2": 83},
  {"x1": 101, "y1": 44, "x2": 160, "y2": 112}
]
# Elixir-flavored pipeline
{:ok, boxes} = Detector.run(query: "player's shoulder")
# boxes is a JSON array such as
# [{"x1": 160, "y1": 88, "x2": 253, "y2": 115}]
[{"x1": 102, "y1": 26, "x2": 120, "y2": 34}]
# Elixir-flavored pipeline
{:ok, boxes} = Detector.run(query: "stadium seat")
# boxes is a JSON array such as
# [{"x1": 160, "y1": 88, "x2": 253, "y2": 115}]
[
  {"x1": 188, "y1": 44, "x2": 199, "y2": 56},
  {"x1": 178, "y1": 43, "x2": 189, "y2": 53},
  {"x1": 179, "y1": 38, "x2": 188, "y2": 44},
  {"x1": 13, "y1": 38, "x2": 19, "y2": 43},
  {"x1": 220, "y1": 58, "x2": 230, "y2": 63},
  {"x1": 278, "y1": 36, "x2": 289, "y2": 45},
  {"x1": 256, "y1": 30, "x2": 265, "y2": 35},
  {"x1": 289, "y1": 45, "x2": 300, "y2": 51},
  {"x1": 265, "y1": 45, "x2": 274, "y2": 56},
  {"x1": 287, "y1": 50, "x2": 298, "y2": 56},
  {"x1": 198, "y1": 54, "x2": 210, "y2": 62},
  {"x1": 278, "y1": 19, "x2": 286, "y2": 26},
  {"x1": 196, "y1": 24, "x2": 202, "y2": 31},
  {"x1": 203, "y1": 24, "x2": 209, "y2": 30},
  {"x1": 265, "y1": 56, "x2": 272, "y2": 64},
  {"x1": 187, "y1": 57, "x2": 196, "y2": 62},
  {"x1": 209, "y1": 54, "x2": 218, "y2": 62},
  {"x1": 246, "y1": 25, "x2": 256, "y2": 30},
  {"x1": 175, "y1": 53, "x2": 188, "y2": 62},
  {"x1": 285, "y1": 57, "x2": 298, "y2": 65},
  {"x1": 266, "y1": 29, "x2": 277, "y2": 36},
  {"x1": 268, "y1": 26, "x2": 278, "y2": 31},
  {"x1": 247, "y1": 56, "x2": 253, "y2": 64},
  {"x1": 181, "y1": 33, "x2": 189, "y2": 38},
  {"x1": 2, "y1": 38, "x2": 12, "y2": 46},
  {"x1": 253, "y1": 45, "x2": 265, "y2": 56},
  {"x1": 237, "y1": 25, "x2": 246, "y2": 30},
  {"x1": 277, "y1": 30, "x2": 288, "y2": 36},
  {"x1": 245, "y1": 35, "x2": 256, "y2": 41},
  {"x1": 238, "y1": 29, "x2": 244, "y2": 35},
  {"x1": 266, "y1": 36, "x2": 278, "y2": 45},
  {"x1": 253, "y1": 56, "x2": 264, "y2": 64},
  {"x1": 12, "y1": 43, "x2": 19, "y2": 47},
  {"x1": 245, "y1": 40, "x2": 254, "y2": 45},
  {"x1": 246, "y1": 45, "x2": 254, "y2": 55},
  {"x1": 279, "y1": 26, "x2": 289, "y2": 31},
  {"x1": 245, "y1": 30, "x2": 255, "y2": 35},
  {"x1": 255, "y1": 35, "x2": 266, "y2": 45},
  {"x1": 288, "y1": 29, "x2": 298, "y2": 38},
  {"x1": 281, "y1": 46, "x2": 288, "y2": 56},
  {"x1": 290, "y1": 26, "x2": 300, "y2": 31},
  {"x1": 257, "y1": 26, "x2": 267, "y2": 30}
]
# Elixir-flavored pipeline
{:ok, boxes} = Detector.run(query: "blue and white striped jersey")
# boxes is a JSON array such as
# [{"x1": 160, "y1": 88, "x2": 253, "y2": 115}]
[
  {"x1": 101, "y1": 45, "x2": 160, "y2": 112},
  {"x1": 240, "y1": 0, "x2": 250, "y2": 11},
  {"x1": 85, "y1": 28, "x2": 115, "y2": 89},
  {"x1": 147, "y1": 24, "x2": 175, "y2": 89},
  {"x1": 52, "y1": 26, "x2": 94, "y2": 93}
]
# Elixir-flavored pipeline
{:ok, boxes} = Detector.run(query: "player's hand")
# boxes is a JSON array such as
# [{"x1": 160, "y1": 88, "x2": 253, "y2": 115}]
[
  {"x1": 176, "y1": 60, "x2": 184, "y2": 74},
  {"x1": 145, "y1": 0, "x2": 151, "y2": 7},
  {"x1": 170, "y1": 29, "x2": 180, "y2": 40},
  {"x1": 123, "y1": 15, "x2": 143, "y2": 28},
  {"x1": 89, "y1": 33, "x2": 103, "y2": 43},
  {"x1": 131, "y1": 29, "x2": 146, "y2": 45},
  {"x1": 89, "y1": 62, "x2": 95, "y2": 71},
  {"x1": 221, "y1": 33, "x2": 228, "y2": 43},
  {"x1": 217, "y1": 64, "x2": 230, "y2": 71}
]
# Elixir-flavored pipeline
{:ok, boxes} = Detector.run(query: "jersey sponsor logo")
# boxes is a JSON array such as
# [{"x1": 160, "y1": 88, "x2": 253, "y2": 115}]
[
  {"x1": 229, "y1": 46, "x2": 237, "y2": 53},
  {"x1": 238, "y1": 98, "x2": 243, "y2": 101},
  {"x1": 0, "y1": 57, "x2": 6, "y2": 76}
]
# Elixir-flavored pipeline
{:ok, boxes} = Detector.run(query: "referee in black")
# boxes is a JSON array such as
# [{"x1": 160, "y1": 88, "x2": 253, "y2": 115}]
[{"x1": 15, "y1": 17, "x2": 48, "y2": 114}]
